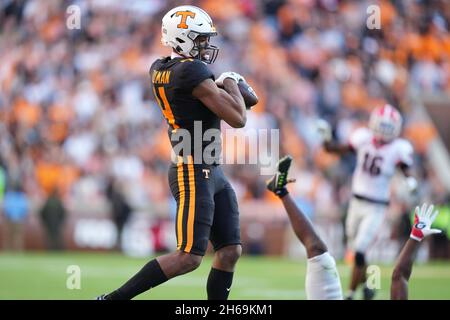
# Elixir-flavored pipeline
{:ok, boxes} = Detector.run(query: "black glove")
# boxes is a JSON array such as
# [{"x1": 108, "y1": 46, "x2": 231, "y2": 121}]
[{"x1": 266, "y1": 155, "x2": 295, "y2": 198}]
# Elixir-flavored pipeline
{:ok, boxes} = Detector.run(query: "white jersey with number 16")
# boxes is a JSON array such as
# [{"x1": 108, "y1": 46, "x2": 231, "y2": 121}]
[{"x1": 348, "y1": 127, "x2": 413, "y2": 203}]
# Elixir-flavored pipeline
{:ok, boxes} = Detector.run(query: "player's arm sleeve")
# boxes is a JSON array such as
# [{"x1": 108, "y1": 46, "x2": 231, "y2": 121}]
[
  {"x1": 348, "y1": 127, "x2": 371, "y2": 152},
  {"x1": 177, "y1": 60, "x2": 214, "y2": 93},
  {"x1": 149, "y1": 60, "x2": 158, "y2": 81},
  {"x1": 322, "y1": 127, "x2": 367, "y2": 155},
  {"x1": 149, "y1": 61, "x2": 160, "y2": 100},
  {"x1": 306, "y1": 252, "x2": 343, "y2": 300},
  {"x1": 396, "y1": 140, "x2": 414, "y2": 168}
]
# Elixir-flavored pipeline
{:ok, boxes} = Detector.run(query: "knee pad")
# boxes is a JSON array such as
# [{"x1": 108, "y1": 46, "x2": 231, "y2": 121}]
[{"x1": 355, "y1": 252, "x2": 366, "y2": 267}]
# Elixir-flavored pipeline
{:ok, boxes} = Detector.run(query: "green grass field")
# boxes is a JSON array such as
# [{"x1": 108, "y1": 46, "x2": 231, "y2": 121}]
[{"x1": 0, "y1": 252, "x2": 449, "y2": 300}]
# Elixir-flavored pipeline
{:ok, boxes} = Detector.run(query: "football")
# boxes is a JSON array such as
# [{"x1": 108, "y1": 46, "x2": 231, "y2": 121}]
[{"x1": 238, "y1": 80, "x2": 259, "y2": 109}]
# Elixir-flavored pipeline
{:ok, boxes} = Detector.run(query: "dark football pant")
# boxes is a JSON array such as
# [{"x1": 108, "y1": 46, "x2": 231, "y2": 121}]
[{"x1": 168, "y1": 157, "x2": 241, "y2": 256}]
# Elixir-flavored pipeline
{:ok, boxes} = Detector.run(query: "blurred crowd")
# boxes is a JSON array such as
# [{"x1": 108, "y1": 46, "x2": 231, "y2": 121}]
[{"x1": 0, "y1": 0, "x2": 449, "y2": 253}]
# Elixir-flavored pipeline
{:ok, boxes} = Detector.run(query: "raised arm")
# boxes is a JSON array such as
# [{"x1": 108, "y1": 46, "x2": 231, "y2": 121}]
[
  {"x1": 323, "y1": 141, "x2": 354, "y2": 155},
  {"x1": 396, "y1": 140, "x2": 417, "y2": 193},
  {"x1": 391, "y1": 203, "x2": 441, "y2": 300},
  {"x1": 317, "y1": 119, "x2": 354, "y2": 155}
]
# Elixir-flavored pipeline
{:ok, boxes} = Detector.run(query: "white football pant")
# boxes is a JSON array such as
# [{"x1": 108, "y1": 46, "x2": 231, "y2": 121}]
[{"x1": 346, "y1": 197, "x2": 386, "y2": 253}]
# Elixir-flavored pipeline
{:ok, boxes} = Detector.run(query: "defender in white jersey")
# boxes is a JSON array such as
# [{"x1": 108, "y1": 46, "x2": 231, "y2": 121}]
[{"x1": 318, "y1": 104, "x2": 417, "y2": 300}]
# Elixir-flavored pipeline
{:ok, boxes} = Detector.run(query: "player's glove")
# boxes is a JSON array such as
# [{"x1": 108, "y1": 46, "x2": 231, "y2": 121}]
[
  {"x1": 316, "y1": 119, "x2": 332, "y2": 143},
  {"x1": 215, "y1": 72, "x2": 244, "y2": 87},
  {"x1": 266, "y1": 155, "x2": 296, "y2": 198},
  {"x1": 410, "y1": 203, "x2": 441, "y2": 242}
]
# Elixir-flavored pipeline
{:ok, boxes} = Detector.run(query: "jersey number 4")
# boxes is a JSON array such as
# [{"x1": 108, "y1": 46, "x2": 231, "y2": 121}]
[
  {"x1": 153, "y1": 86, "x2": 179, "y2": 129},
  {"x1": 362, "y1": 153, "x2": 383, "y2": 176}
]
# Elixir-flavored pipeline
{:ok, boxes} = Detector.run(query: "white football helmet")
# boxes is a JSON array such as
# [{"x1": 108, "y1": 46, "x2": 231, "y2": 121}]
[
  {"x1": 369, "y1": 104, "x2": 403, "y2": 143},
  {"x1": 161, "y1": 5, "x2": 219, "y2": 64}
]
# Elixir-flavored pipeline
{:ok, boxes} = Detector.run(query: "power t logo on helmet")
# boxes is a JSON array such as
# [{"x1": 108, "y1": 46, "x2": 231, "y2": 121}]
[
  {"x1": 161, "y1": 5, "x2": 219, "y2": 64},
  {"x1": 175, "y1": 11, "x2": 196, "y2": 29}
]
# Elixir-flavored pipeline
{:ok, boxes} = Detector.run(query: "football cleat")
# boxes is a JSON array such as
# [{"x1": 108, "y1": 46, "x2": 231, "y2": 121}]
[
  {"x1": 363, "y1": 286, "x2": 376, "y2": 300},
  {"x1": 266, "y1": 155, "x2": 294, "y2": 198}
]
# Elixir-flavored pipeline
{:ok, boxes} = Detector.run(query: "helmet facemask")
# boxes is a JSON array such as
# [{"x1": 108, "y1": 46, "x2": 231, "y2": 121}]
[
  {"x1": 369, "y1": 105, "x2": 403, "y2": 143},
  {"x1": 372, "y1": 120, "x2": 398, "y2": 143},
  {"x1": 187, "y1": 31, "x2": 219, "y2": 64}
]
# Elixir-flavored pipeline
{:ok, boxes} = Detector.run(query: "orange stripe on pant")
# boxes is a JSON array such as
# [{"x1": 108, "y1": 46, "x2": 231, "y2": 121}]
[
  {"x1": 176, "y1": 160, "x2": 185, "y2": 250},
  {"x1": 185, "y1": 156, "x2": 196, "y2": 253}
]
